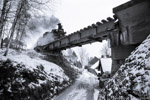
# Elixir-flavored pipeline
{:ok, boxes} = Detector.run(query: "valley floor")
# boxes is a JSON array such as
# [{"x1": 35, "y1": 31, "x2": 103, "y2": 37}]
[{"x1": 53, "y1": 70, "x2": 99, "y2": 100}]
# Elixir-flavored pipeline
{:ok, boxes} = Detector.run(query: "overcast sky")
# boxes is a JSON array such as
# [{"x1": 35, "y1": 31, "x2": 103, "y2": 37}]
[
  {"x1": 54, "y1": 0, "x2": 129, "y2": 33},
  {"x1": 52, "y1": 0, "x2": 130, "y2": 58}
]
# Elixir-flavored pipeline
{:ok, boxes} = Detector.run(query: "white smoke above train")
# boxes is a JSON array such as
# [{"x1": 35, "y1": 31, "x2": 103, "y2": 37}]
[
  {"x1": 36, "y1": 32, "x2": 54, "y2": 46},
  {"x1": 25, "y1": 15, "x2": 60, "y2": 49}
]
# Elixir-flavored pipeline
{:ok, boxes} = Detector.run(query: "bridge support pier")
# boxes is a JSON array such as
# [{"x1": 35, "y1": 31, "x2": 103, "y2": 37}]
[
  {"x1": 110, "y1": 0, "x2": 150, "y2": 75},
  {"x1": 111, "y1": 45, "x2": 138, "y2": 75}
]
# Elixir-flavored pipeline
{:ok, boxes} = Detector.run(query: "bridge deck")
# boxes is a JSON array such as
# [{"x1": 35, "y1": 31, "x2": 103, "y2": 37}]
[{"x1": 35, "y1": 18, "x2": 116, "y2": 51}]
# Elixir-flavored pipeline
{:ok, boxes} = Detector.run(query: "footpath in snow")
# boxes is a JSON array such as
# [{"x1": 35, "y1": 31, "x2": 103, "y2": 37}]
[{"x1": 53, "y1": 70, "x2": 99, "y2": 100}]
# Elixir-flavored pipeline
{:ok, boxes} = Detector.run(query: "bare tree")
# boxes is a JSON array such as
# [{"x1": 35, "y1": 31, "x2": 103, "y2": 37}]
[
  {"x1": 78, "y1": 47, "x2": 89, "y2": 67},
  {"x1": 0, "y1": 0, "x2": 11, "y2": 47},
  {"x1": 100, "y1": 42, "x2": 111, "y2": 58},
  {"x1": 0, "y1": 0, "x2": 53, "y2": 56},
  {"x1": 4, "y1": 0, "x2": 28, "y2": 56},
  {"x1": 14, "y1": 2, "x2": 31, "y2": 49}
]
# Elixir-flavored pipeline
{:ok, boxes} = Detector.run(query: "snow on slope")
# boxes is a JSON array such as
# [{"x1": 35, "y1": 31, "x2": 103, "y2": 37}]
[
  {"x1": 98, "y1": 34, "x2": 150, "y2": 99},
  {"x1": 0, "y1": 49, "x2": 69, "y2": 86},
  {"x1": 0, "y1": 49, "x2": 72, "y2": 99}
]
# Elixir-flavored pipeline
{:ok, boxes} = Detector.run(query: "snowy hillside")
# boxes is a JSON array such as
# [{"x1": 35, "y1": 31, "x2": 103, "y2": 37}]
[
  {"x1": 0, "y1": 49, "x2": 71, "y2": 100},
  {"x1": 98, "y1": 34, "x2": 150, "y2": 99}
]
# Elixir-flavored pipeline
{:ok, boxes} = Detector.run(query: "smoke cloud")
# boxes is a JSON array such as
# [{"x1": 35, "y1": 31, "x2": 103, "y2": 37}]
[
  {"x1": 25, "y1": 15, "x2": 60, "y2": 49},
  {"x1": 37, "y1": 32, "x2": 54, "y2": 46}
]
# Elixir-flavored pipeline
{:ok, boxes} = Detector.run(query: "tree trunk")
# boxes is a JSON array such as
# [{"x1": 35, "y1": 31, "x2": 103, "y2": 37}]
[
  {"x1": 4, "y1": 21, "x2": 17, "y2": 56},
  {"x1": 4, "y1": 0, "x2": 24, "y2": 56},
  {"x1": 0, "y1": 0, "x2": 9, "y2": 48},
  {"x1": 15, "y1": 24, "x2": 21, "y2": 49}
]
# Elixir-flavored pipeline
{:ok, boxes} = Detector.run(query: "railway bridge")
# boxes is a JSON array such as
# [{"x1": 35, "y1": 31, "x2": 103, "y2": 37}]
[{"x1": 35, "y1": 0, "x2": 150, "y2": 74}]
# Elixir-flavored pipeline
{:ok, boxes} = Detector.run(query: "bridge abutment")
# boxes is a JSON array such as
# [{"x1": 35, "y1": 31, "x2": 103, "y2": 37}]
[
  {"x1": 111, "y1": 45, "x2": 138, "y2": 75},
  {"x1": 111, "y1": 0, "x2": 150, "y2": 75}
]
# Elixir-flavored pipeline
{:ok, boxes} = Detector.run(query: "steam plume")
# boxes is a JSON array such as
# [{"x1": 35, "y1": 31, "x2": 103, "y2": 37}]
[{"x1": 25, "y1": 15, "x2": 60, "y2": 49}]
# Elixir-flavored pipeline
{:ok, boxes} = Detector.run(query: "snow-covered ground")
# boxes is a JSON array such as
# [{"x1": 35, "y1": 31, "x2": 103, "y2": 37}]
[
  {"x1": 0, "y1": 49, "x2": 69, "y2": 83},
  {"x1": 0, "y1": 49, "x2": 72, "y2": 99},
  {"x1": 53, "y1": 70, "x2": 99, "y2": 100},
  {"x1": 98, "y1": 34, "x2": 150, "y2": 99}
]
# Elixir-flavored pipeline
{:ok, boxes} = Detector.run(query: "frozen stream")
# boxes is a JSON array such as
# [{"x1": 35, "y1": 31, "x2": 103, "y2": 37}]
[{"x1": 53, "y1": 70, "x2": 99, "y2": 100}]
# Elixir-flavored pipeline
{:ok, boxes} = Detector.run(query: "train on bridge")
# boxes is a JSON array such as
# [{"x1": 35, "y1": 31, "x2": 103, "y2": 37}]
[
  {"x1": 35, "y1": 17, "x2": 115, "y2": 52},
  {"x1": 35, "y1": 0, "x2": 150, "y2": 75}
]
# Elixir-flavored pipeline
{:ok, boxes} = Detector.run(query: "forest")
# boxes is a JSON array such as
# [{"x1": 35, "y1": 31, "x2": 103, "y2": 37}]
[{"x1": 0, "y1": 0, "x2": 55, "y2": 56}]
